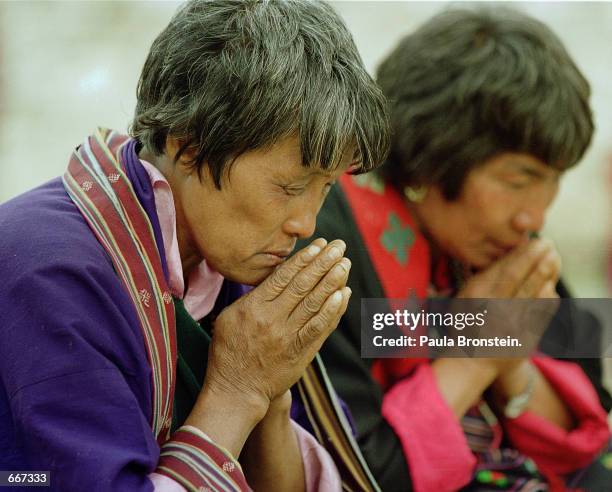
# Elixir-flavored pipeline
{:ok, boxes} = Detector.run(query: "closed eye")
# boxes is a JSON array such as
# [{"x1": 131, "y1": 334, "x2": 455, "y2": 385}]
[
  {"x1": 506, "y1": 179, "x2": 530, "y2": 189},
  {"x1": 281, "y1": 185, "x2": 306, "y2": 196},
  {"x1": 502, "y1": 172, "x2": 533, "y2": 189}
]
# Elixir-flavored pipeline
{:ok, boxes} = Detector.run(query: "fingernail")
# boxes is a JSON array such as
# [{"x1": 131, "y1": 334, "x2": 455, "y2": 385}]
[
  {"x1": 332, "y1": 263, "x2": 346, "y2": 279},
  {"x1": 305, "y1": 244, "x2": 321, "y2": 260},
  {"x1": 327, "y1": 246, "x2": 342, "y2": 260},
  {"x1": 335, "y1": 258, "x2": 351, "y2": 273},
  {"x1": 332, "y1": 261, "x2": 349, "y2": 277},
  {"x1": 345, "y1": 287, "x2": 352, "y2": 297},
  {"x1": 330, "y1": 290, "x2": 343, "y2": 306},
  {"x1": 531, "y1": 240, "x2": 547, "y2": 254},
  {"x1": 539, "y1": 238, "x2": 553, "y2": 250}
]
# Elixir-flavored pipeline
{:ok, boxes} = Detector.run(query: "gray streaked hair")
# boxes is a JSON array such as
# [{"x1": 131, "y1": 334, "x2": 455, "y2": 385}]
[{"x1": 131, "y1": 0, "x2": 389, "y2": 187}]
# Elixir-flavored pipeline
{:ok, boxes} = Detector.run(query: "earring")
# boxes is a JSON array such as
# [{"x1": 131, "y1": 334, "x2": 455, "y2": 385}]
[{"x1": 403, "y1": 185, "x2": 428, "y2": 203}]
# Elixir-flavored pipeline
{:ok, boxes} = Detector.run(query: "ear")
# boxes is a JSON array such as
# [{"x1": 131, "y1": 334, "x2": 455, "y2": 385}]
[
  {"x1": 164, "y1": 136, "x2": 216, "y2": 186},
  {"x1": 165, "y1": 136, "x2": 198, "y2": 169}
]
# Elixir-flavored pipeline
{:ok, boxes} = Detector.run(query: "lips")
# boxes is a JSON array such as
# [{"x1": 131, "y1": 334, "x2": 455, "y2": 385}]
[
  {"x1": 265, "y1": 241, "x2": 297, "y2": 258},
  {"x1": 485, "y1": 239, "x2": 524, "y2": 259},
  {"x1": 492, "y1": 242, "x2": 515, "y2": 253},
  {"x1": 257, "y1": 246, "x2": 296, "y2": 267},
  {"x1": 265, "y1": 249, "x2": 293, "y2": 258},
  {"x1": 259, "y1": 252, "x2": 289, "y2": 267},
  {"x1": 491, "y1": 236, "x2": 529, "y2": 252}
]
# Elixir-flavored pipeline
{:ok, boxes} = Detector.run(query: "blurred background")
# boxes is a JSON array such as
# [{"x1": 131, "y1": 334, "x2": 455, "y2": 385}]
[{"x1": 1, "y1": 2, "x2": 611, "y2": 342}]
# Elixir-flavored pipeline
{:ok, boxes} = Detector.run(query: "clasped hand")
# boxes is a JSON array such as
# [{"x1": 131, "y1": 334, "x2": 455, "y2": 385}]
[{"x1": 204, "y1": 238, "x2": 352, "y2": 414}]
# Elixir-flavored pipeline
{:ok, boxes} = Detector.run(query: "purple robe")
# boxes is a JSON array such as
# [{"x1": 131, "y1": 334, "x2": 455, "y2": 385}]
[{"x1": 0, "y1": 147, "x2": 245, "y2": 490}]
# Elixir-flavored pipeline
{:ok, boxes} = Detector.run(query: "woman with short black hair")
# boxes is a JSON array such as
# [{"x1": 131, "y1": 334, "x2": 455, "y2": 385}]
[{"x1": 312, "y1": 8, "x2": 611, "y2": 491}]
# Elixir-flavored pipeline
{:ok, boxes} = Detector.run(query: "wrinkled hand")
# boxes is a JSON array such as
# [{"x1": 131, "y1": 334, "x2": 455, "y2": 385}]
[
  {"x1": 458, "y1": 239, "x2": 561, "y2": 299},
  {"x1": 452, "y1": 239, "x2": 560, "y2": 357},
  {"x1": 204, "y1": 238, "x2": 352, "y2": 410}
]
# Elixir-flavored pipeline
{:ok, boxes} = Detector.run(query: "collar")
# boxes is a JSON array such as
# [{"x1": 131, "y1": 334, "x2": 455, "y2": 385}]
[{"x1": 139, "y1": 160, "x2": 224, "y2": 321}]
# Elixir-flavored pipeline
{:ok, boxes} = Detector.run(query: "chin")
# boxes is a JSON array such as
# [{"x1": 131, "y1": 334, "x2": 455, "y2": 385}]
[
  {"x1": 454, "y1": 250, "x2": 493, "y2": 271},
  {"x1": 224, "y1": 267, "x2": 273, "y2": 286},
  {"x1": 471, "y1": 252, "x2": 501, "y2": 271},
  {"x1": 471, "y1": 258, "x2": 494, "y2": 271}
]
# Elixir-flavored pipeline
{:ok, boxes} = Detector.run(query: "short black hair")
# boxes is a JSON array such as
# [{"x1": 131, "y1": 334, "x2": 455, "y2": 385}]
[
  {"x1": 131, "y1": 0, "x2": 389, "y2": 188},
  {"x1": 376, "y1": 7, "x2": 593, "y2": 200}
]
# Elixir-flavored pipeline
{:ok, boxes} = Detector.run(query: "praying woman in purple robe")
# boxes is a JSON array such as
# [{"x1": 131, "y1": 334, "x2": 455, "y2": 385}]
[{"x1": 0, "y1": 1, "x2": 389, "y2": 491}]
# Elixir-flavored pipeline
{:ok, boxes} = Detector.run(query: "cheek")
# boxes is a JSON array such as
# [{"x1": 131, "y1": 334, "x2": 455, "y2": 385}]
[
  {"x1": 181, "y1": 192, "x2": 241, "y2": 259},
  {"x1": 463, "y1": 187, "x2": 513, "y2": 231},
  {"x1": 214, "y1": 203, "x2": 282, "y2": 261}
]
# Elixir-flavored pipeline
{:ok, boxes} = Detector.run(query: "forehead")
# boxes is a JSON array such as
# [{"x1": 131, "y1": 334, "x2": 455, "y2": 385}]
[{"x1": 257, "y1": 135, "x2": 355, "y2": 179}]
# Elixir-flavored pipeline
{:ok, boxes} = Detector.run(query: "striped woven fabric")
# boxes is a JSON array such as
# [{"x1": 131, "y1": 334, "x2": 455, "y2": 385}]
[
  {"x1": 63, "y1": 128, "x2": 250, "y2": 491},
  {"x1": 461, "y1": 402, "x2": 500, "y2": 454},
  {"x1": 460, "y1": 404, "x2": 548, "y2": 491},
  {"x1": 63, "y1": 127, "x2": 176, "y2": 443},
  {"x1": 297, "y1": 354, "x2": 381, "y2": 492},
  {"x1": 158, "y1": 427, "x2": 250, "y2": 492}
]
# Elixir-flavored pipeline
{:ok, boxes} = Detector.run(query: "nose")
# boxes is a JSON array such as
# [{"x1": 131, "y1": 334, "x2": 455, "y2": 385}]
[
  {"x1": 512, "y1": 178, "x2": 558, "y2": 235},
  {"x1": 282, "y1": 203, "x2": 318, "y2": 239},
  {"x1": 510, "y1": 173, "x2": 561, "y2": 237},
  {"x1": 512, "y1": 190, "x2": 557, "y2": 234},
  {"x1": 512, "y1": 209, "x2": 546, "y2": 234}
]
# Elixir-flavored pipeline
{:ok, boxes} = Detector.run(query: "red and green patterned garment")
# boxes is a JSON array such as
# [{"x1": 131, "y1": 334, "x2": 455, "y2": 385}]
[{"x1": 308, "y1": 173, "x2": 612, "y2": 492}]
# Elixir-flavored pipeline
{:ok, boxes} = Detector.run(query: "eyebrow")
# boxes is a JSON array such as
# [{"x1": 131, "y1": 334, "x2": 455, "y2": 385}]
[
  {"x1": 518, "y1": 166, "x2": 545, "y2": 179},
  {"x1": 304, "y1": 168, "x2": 334, "y2": 178},
  {"x1": 281, "y1": 168, "x2": 332, "y2": 183},
  {"x1": 304, "y1": 164, "x2": 354, "y2": 179},
  {"x1": 507, "y1": 161, "x2": 558, "y2": 181}
]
